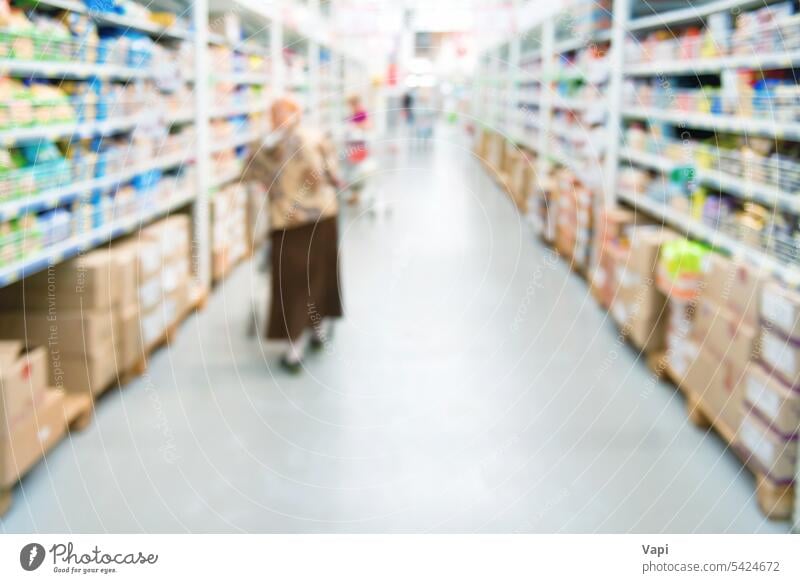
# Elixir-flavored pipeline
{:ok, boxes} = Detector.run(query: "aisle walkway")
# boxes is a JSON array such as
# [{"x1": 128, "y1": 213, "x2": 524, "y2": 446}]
[{"x1": 2, "y1": 130, "x2": 788, "y2": 533}]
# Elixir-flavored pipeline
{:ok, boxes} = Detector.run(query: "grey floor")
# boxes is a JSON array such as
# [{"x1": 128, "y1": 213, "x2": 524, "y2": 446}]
[{"x1": 2, "y1": 129, "x2": 790, "y2": 533}]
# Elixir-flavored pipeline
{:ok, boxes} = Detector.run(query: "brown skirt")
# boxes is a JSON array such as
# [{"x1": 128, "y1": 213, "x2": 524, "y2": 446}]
[{"x1": 267, "y1": 216, "x2": 343, "y2": 340}]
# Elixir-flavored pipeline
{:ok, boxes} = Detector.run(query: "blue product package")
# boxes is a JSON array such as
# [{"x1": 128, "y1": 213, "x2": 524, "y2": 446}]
[
  {"x1": 94, "y1": 152, "x2": 107, "y2": 178},
  {"x1": 96, "y1": 98, "x2": 109, "y2": 120},
  {"x1": 126, "y1": 33, "x2": 153, "y2": 68},
  {"x1": 711, "y1": 94, "x2": 723, "y2": 115},
  {"x1": 132, "y1": 169, "x2": 161, "y2": 192},
  {"x1": 83, "y1": 0, "x2": 120, "y2": 14}
]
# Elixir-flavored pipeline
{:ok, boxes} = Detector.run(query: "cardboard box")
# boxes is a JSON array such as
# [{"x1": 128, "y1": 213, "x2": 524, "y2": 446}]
[
  {"x1": 611, "y1": 273, "x2": 667, "y2": 350},
  {"x1": 760, "y1": 327, "x2": 800, "y2": 389},
  {"x1": 0, "y1": 249, "x2": 115, "y2": 310},
  {"x1": 0, "y1": 389, "x2": 67, "y2": 488},
  {"x1": 737, "y1": 408, "x2": 798, "y2": 483},
  {"x1": 675, "y1": 345, "x2": 743, "y2": 431},
  {"x1": 702, "y1": 300, "x2": 760, "y2": 367},
  {"x1": 627, "y1": 226, "x2": 677, "y2": 277},
  {"x1": 0, "y1": 342, "x2": 48, "y2": 433},
  {"x1": 55, "y1": 340, "x2": 118, "y2": 395},
  {"x1": 0, "y1": 310, "x2": 116, "y2": 358},
  {"x1": 509, "y1": 151, "x2": 534, "y2": 211},
  {"x1": 110, "y1": 243, "x2": 139, "y2": 309},
  {"x1": 116, "y1": 306, "x2": 143, "y2": 373},
  {"x1": 726, "y1": 260, "x2": 764, "y2": 328},
  {"x1": 761, "y1": 281, "x2": 800, "y2": 341},
  {"x1": 700, "y1": 252, "x2": 731, "y2": 307},
  {"x1": 743, "y1": 363, "x2": 800, "y2": 437},
  {"x1": 142, "y1": 215, "x2": 191, "y2": 261},
  {"x1": 680, "y1": 345, "x2": 720, "y2": 401},
  {"x1": 116, "y1": 238, "x2": 163, "y2": 281},
  {"x1": 596, "y1": 208, "x2": 637, "y2": 245}
]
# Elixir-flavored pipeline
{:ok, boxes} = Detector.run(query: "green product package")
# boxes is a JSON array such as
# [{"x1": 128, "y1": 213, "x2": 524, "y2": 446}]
[{"x1": 659, "y1": 238, "x2": 710, "y2": 279}]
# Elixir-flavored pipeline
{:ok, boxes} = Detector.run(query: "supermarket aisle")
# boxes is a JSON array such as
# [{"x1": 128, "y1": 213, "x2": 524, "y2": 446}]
[{"x1": 1, "y1": 130, "x2": 788, "y2": 534}]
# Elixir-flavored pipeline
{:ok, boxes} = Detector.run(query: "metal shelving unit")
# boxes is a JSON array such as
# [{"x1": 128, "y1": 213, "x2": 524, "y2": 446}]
[
  {"x1": 0, "y1": 0, "x2": 364, "y2": 294},
  {"x1": 475, "y1": 0, "x2": 800, "y2": 524},
  {"x1": 612, "y1": 0, "x2": 800, "y2": 283}
]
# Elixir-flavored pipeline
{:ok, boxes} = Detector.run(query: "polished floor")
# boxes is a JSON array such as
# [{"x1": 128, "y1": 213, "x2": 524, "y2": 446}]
[{"x1": 2, "y1": 129, "x2": 790, "y2": 533}]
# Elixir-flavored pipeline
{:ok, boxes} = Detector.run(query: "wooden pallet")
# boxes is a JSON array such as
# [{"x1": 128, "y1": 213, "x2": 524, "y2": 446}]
[
  {"x1": 116, "y1": 287, "x2": 207, "y2": 390},
  {"x1": 651, "y1": 351, "x2": 795, "y2": 521},
  {"x1": 0, "y1": 392, "x2": 92, "y2": 517}
]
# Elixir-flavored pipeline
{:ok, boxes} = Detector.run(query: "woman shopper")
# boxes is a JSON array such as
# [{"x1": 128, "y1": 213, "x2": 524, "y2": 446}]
[
  {"x1": 344, "y1": 94, "x2": 372, "y2": 206},
  {"x1": 244, "y1": 96, "x2": 344, "y2": 373}
]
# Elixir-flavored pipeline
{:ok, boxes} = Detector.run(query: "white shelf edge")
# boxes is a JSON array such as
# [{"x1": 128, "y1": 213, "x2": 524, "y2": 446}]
[
  {"x1": 624, "y1": 51, "x2": 800, "y2": 76},
  {"x1": 617, "y1": 190, "x2": 799, "y2": 282},
  {"x1": 622, "y1": 107, "x2": 800, "y2": 139},
  {"x1": 0, "y1": 151, "x2": 194, "y2": 221},
  {"x1": 620, "y1": 147, "x2": 800, "y2": 212},
  {"x1": 0, "y1": 59, "x2": 153, "y2": 80},
  {"x1": 628, "y1": 0, "x2": 780, "y2": 32},
  {"x1": 0, "y1": 189, "x2": 197, "y2": 286}
]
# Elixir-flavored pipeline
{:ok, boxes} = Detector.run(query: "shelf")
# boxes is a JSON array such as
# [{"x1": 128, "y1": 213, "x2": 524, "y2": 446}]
[
  {"x1": 617, "y1": 190, "x2": 799, "y2": 283},
  {"x1": 210, "y1": 133, "x2": 258, "y2": 153},
  {"x1": 624, "y1": 51, "x2": 800, "y2": 76},
  {"x1": 553, "y1": 29, "x2": 612, "y2": 54},
  {"x1": 0, "y1": 116, "x2": 138, "y2": 144},
  {"x1": 619, "y1": 147, "x2": 684, "y2": 173},
  {"x1": 0, "y1": 151, "x2": 193, "y2": 221},
  {"x1": 628, "y1": 0, "x2": 782, "y2": 32},
  {"x1": 0, "y1": 189, "x2": 196, "y2": 287},
  {"x1": 210, "y1": 165, "x2": 244, "y2": 189},
  {"x1": 552, "y1": 96, "x2": 589, "y2": 111},
  {"x1": 213, "y1": 72, "x2": 270, "y2": 85},
  {"x1": 620, "y1": 147, "x2": 800, "y2": 212},
  {"x1": 549, "y1": 147, "x2": 602, "y2": 187},
  {"x1": 209, "y1": 103, "x2": 266, "y2": 119},
  {"x1": 0, "y1": 59, "x2": 152, "y2": 80},
  {"x1": 698, "y1": 168, "x2": 800, "y2": 212},
  {"x1": 208, "y1": 33, "x2": 268, "y2": 56},
  {"x1": 34, "y1": 0, "x2": 191, "y2": 40},
  {"x1": 622, "y1": 107, "x2": 800, "y2": 140},
  {"x1": 0, "y1": 112, "x2": 191, "y2": 144}
]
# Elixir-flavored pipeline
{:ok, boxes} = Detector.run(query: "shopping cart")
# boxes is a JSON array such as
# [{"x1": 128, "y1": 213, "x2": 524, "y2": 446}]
[{"x1": 343, "y1": 127, "x2": 388, "y2": 217}]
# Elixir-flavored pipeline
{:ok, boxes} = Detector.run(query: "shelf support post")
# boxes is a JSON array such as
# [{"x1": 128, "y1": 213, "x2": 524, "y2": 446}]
[{"x1": 192, "y1": 0, "x2": 211, "y2": 291}]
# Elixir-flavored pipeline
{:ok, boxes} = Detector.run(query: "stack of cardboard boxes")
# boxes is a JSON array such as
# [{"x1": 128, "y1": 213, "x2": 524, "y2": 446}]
[
  {"x1": 0, "y1": 250, "x2": 125, "y2": 396},
  {"x1": 124, "y1": 215, "x2": 192, "y2": 352},
  {"x1": 669, "y1": 255, "x2": 763, "y2": 435},
  {"x1": 1, "y1": 342, "x2": 68, "y2": 506},
  {"x1": 0, "y1": 214, "x2": 192, "y2": 397},
  {"x1": 474, "y1": 128, "x2": 492, "y2": 164},
  {"x1": 532, "y1": 169, "x2": 558, "y2": 244},
  {"x1": 552, "y1": 168, "x2": 594, "y2": 270},
  {"x1": 212, "y1": 183, "x2": 248, "y2": 281},
  {"x1": 738, "y1": 281, "x2": 800, "y2": 487},
  {"x1": 608, "y1": 226, "x2": 674, "y2": 353},
  {"x1": 590, "y1": 208, "x2": 637, "y2": 309},
  {"x1": 507, "y1": 148, "x2": 535, "y2": 212},
  {"x1": 487, "y1": 132, "x2": 505, "y2": 176}
]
